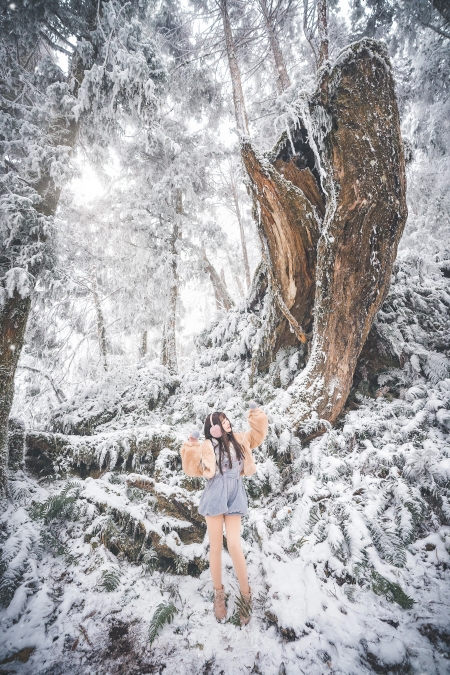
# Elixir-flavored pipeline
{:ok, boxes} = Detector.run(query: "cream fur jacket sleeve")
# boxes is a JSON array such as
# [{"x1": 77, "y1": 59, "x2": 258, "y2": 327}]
[{"x1": 180, "y1": 408, "x2": 268, "y2": 479}]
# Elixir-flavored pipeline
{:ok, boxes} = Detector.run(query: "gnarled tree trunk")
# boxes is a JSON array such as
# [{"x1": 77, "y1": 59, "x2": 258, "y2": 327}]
[{"x1": 244, "y1": 40, "x2": 407, "y2": 435}]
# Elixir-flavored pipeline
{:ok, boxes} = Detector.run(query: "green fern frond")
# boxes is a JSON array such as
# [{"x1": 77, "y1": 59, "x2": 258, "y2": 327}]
[
  {"x1": 371, "y1": 571, "x2": 414, "y2": 609},
  {"x1": 60, "y1": 481, "x2": 81, "y2": 496},
  {"x1": 148, "y1": 601, "x2": 178, "y2": 644},
  {"x1": 174, "y1": 556, "x2": 188, "y2": 575},
  {"x1": 289, "y1": 536, "x2": 308, "y2": 553},
  {"x1": 31, "y1": 482, "x2": 81, "y2": 524},
  {"x1": 40, "y1": 531, "x2": 80, "y2": 566},
  {"x1": 227, "y1": 608, "x2": 242, "y2": 627},
  {"x1": 97, "y1": 568, "x2": 122, "y2": 592},
  {"x1": 108, "y1": 473, "x2": 123, "y2": 484},
  {"x1": 227, "y1": 592, "x2": 252, "y2": 627},
  {"x1": 368, "y1": 523, "x2": 406, "y2": 567},
  {"x1": 142, "y1": 548, "x2": 158, "y2": 574}
]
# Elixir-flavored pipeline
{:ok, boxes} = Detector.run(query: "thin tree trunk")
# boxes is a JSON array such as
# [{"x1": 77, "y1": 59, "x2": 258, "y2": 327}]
[
  {"x1": 317, "y1": 0, "x2": 329, "y2": 68},
  {"x1": 140, "y1": 330, "x2": 148, "y2": 358},
  {"x1": 17, "y1": 365, "x2": 66, "y2": 404},
  {"x1": 229, "y1": 171, "x2": 251, "y2": 290},
  {"x1": 90, "y1": 273, "x2": 108, "y2": 371},
  {"x1": 161, "y1": 191, "x2": 182, "y2": 375},
  {"x1": 161, "y1": 227, "x2": 179, "y2": 374},
  {"x1": 219, "y1": 0, "x2": 249, "y2": 136},
  {"x1": 202, "y1": 250, "x2": 235, "y2": 312},
  {"x1": 257, "y1": 0, "x2": 291, "y2": 93},
  {"x1": 226, "y1": 252, "x2": 245, "y2": 297}
]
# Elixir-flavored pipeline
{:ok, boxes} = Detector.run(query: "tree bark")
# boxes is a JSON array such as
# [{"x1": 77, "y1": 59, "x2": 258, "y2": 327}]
[
  {"x1": 257, "y1": 0, "x2": 291, "y2": 93},
  {"x1": 241, "y1": 141, "x2": 321, "y2": 338},
  {"x1": 242, "y1": 40, "x2": 407, "y2": 435}
]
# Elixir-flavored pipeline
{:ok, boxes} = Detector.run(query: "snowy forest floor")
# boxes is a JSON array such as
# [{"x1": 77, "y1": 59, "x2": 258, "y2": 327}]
[{"x1": 1, "y1": 256, "x2": 450, "y2": 675}]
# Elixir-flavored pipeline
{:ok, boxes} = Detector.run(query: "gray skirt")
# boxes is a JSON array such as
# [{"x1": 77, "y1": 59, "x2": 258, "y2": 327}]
[{"x1": 198, "y1": 468, "x2": 248, "y2": 517}]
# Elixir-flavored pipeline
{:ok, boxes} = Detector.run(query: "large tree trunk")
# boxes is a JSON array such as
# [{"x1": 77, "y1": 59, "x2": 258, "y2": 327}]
[
  {"x1": 0, "y1": 40, "x2": 88, "y2": 493},
  {"x1": 0, "y1": 126, "x2": 79, "y2": 494},
  {"x1": 244, "y1": 40, "x2": 407, "y2": 435}
]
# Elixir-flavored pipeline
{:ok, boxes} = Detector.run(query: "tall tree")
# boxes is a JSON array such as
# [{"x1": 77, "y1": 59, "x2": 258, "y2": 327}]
[
  {"x1": 0, "y1": 1, "x2": 92, "y2": 493},
  {"x1": 218, "y1": 0, "x2": 408, "y2": 436},
  {"x1": 0, "y1": 0, "x2": 164, "y2": 493},
  {"x1": 255, "y1": 0, "x2": 291, "y2": 92}
]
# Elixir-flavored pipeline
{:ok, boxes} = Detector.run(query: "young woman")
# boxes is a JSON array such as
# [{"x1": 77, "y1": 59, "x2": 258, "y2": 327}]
[{"x1": 180, "y1": 403, "x2": 268, "y2": 624}]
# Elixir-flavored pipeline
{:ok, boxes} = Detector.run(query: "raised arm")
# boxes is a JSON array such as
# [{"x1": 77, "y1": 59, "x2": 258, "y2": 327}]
[
  {"x1": 180, "y1": 439, "x2": 203, "y2": 477},
  {"x1": 180, "y1": 435, "x2": 216, "y2": 479},
  {"x1": 243, "y1": 406, "x2": 268, "y2": 450}
]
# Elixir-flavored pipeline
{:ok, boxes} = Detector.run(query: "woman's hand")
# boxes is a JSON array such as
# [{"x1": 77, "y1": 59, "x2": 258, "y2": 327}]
[{"x1": 188, "y1": 429, "x2": 200, "y2": 443}]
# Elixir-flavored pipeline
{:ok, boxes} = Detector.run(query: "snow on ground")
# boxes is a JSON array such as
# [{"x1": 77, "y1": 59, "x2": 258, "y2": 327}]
[{"x1": 1, "y1": 257, "x2": 450, "y2": 674}]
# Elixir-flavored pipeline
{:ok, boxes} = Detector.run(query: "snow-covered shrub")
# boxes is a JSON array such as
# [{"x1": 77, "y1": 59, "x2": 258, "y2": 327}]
[{"x1": 51, "y1": 363, "x2": 179, "y2": 435}]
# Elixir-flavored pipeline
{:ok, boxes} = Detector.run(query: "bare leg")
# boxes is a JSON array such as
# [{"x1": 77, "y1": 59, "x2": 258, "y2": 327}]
[
  {"x1": 205, "y1": 515, "x2": 224, "y2": 590},
  {"x1": 224, "y1": 515, "x2": 249, "y2": 594}
]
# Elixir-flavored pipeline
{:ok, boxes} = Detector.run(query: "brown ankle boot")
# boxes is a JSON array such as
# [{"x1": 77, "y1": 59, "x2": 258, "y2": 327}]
[
  {"x1": 238, "y1": 587, "x2": 252, "y2": 626},
  {"x1": 214, "y1": 585, "x2": 227, "y2": 622}
]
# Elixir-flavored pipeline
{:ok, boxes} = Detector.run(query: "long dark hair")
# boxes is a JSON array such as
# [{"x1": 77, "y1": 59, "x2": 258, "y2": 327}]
[{"x1": 204, "y1": 411, "x2": 244, "y2": 474}]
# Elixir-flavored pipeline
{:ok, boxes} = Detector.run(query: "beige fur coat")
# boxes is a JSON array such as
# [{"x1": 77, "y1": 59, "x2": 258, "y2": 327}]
[{"x1": 180, "y1": 408, "x2": 268, "y2": 479}]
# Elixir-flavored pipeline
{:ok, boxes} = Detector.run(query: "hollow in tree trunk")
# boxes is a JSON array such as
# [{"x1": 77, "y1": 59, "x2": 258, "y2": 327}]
[{"x1": 246, "y1": 41, "x2": 407, "y2": 436}]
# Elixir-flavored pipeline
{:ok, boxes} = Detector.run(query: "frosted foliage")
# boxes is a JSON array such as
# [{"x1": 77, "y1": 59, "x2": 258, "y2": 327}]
[
  {"x1": 3, "y1": 251, "x2": 450, "y2": 672},
  {"x1": 2, "y1": 2, "x2": 450, "y2": 673}
]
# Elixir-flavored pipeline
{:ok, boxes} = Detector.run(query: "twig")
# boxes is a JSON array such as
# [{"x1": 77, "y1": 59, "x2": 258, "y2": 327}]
[{"x1": 79, "y1": 624, "x2": 92, "y2": 647}]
